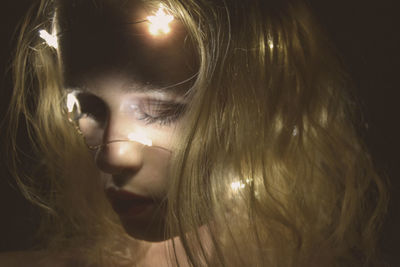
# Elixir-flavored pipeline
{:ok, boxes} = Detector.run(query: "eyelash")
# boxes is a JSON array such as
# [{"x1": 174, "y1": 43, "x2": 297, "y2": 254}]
[
  {"x1": 136, "y1": 101, "x2": 186, "y2": 126},
  {"x1": 138, "y1": 112, "x2": 181, "y2": 125}
]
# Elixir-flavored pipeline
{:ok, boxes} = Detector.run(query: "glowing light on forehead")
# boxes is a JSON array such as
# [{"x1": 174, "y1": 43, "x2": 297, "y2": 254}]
[
  {"x1": 128, "y1": 132, "x2": 153, "y2": 147},
  {"x1": 146, "y1": 4, "x2": 174, "y2": 36},
  {"x1": 39, "y1": 29, "x2": 59, "y2": 49}
]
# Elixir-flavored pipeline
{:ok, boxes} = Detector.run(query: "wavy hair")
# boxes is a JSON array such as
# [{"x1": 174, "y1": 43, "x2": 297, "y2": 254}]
[{"x1": 6, "y1": 0, "x2": 388, "y2": 266}]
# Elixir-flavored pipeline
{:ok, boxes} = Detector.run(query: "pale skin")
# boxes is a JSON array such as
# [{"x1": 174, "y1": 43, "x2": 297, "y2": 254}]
[
  {"x1": 72, "y1": 74, "x2": 184, "y2": 241},
  {"x1": 60, "y1": 1, "x2": 197, "y2": 242}
]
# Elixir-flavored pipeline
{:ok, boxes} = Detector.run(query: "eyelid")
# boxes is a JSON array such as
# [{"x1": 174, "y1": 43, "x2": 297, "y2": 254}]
[
  {"x1": 140, "y1": 99, "x2": 186, "y2": 114},
  {"x1": 136, "y1": 98, "x2": 187, "y2": 125}
]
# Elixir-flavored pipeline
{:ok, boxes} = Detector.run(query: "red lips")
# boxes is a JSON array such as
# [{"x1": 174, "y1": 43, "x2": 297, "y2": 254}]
[{"x1": 105, "y1": 188, "x2": 155, "y2": 217}]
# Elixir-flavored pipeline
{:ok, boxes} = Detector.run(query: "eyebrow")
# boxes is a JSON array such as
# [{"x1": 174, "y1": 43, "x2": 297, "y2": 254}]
[
  {"x1": 65, "y1": 72, "x2": 197, "y2": 95},
  {"x1": 128, "y1": 72, "x2": 197, "y2": 92},
  {"x1": 66, "y1": 82, "x2": 172, "y2": 94},
  {"x1": 66, "y1": 84, "x2": 186, "y2": 102},
  {"x1": 124, "y1": 83, "x2": 169, "y2": 93}
]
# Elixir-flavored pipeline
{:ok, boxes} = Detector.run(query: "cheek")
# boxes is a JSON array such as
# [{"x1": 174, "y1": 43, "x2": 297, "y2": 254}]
[
  {"x1": 143, "y1": 146, "x2": 171, "y2": 181},
  {"x1": 145, "y1": 124, "x2": 181, "y2": 151}
]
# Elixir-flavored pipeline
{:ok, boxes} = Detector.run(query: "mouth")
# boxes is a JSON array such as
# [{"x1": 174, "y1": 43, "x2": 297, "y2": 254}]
[{"x1": 105, "y1": 187, "x2": 156, "y2": 217}]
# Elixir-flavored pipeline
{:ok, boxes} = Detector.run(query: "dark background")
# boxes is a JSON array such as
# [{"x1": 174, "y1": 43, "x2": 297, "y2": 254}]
[{"x1": 1, "y1": 0, "x2": 399, "y2": 265}]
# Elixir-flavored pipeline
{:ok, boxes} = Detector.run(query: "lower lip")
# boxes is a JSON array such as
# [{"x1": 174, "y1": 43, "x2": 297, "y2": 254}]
[{"x1": 106, "y1": 189, "x2": 155, "y2": 217}]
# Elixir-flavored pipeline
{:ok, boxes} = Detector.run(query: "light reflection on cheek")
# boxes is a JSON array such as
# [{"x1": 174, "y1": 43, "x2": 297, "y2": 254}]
[
  {"x1": 128, "y1": 132, "x2": 153, "y2": 147},
  {"x1": 131, "y1": 122, "x2": 177, "y2": 151}
]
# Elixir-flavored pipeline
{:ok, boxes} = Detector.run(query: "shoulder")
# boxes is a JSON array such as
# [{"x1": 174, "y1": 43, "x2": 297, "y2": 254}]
[{"x1": 0, "y1": 251, "x2": 72, "y2": 267}]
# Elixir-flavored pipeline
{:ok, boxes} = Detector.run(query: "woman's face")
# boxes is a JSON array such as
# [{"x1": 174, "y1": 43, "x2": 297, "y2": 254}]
[{"x1": 60, "y1": 1, "x2": 197, "y2": 241}]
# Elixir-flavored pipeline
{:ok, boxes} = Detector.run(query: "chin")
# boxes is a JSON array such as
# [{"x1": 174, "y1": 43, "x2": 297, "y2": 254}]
[{"x1": 121, "y1": 217, "x2": 171, "y2": 242}]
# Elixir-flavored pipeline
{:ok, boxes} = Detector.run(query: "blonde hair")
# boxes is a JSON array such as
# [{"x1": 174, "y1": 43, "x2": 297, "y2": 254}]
[{"x1": 6, "y1": 0, "x2": 388, "y2": 266}]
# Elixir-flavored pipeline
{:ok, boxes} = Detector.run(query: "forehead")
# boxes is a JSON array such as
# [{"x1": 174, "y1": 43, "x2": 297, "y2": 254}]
[{"x1": 58, "y1": 0, "x2": 197, "y2": 93}]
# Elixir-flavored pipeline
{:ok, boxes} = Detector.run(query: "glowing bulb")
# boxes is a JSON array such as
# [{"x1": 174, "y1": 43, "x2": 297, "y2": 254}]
[
  {"x1": 292, "y1": 126, "x2": 298, "y2": 136},
  {"x1": 230, "y1": 181, "x2": 246, "y2": 191},
  {"x1": 39, "y1": 29, "x2": 58, "y2": 49},
  {"x1": 66, "y1": 93, "x2": 80, "y2": 113},
  {"x1": 268, "y1": 39, "x2": 274, "y2": 49},
  {"x1": 128, "y1": 132, "x2": 153, "y2": 146},
  {"x1": 146, "y1": 4, "x2": 174, "y2": 36},
  {"x1": 230, "y1": 178, "x2": 253, "y2": 193}
]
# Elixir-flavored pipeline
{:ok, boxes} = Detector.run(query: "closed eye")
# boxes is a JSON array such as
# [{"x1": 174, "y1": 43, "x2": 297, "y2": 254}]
[{"x1": 138, "y1": 99, "x2": 186, "y2": 126}]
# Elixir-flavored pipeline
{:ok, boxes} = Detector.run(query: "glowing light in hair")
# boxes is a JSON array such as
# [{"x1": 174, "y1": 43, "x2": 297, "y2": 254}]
[
  {"x1": 268, "y1": 39, "x2": 274, "y2": 49},
  {"x1": 39, "y1": 29, "x2": 58, "y2": 49},
  {"x1": 146, "y1": 4, "x2": 174, "y2": 36},
  {"x1": 128, "y1": 132, "x2": 153, "y2": 147},
  {"x1": 66, "y1": 92, "x2": 80, "y2": 113},
  {"x1": 292, "y1": 126, "x2": 298, "y2": 136},
  {"x1": 231, "y1": 181, "x2": 246, "y2": 191},
  {"x1": 230, "y1": 179, "x2": 253, "y2": 191}
]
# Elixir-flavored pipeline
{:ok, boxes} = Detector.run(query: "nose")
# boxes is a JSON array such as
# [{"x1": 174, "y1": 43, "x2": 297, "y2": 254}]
[
  {"x1": 94, "y1": 113, "x2": 145, "y2": 176},
  {"x1": 95, "y1": 141, "x2": 144, "y2": 175}
]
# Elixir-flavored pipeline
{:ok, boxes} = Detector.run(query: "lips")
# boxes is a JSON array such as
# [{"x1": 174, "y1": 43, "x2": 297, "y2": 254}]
[{"x1": 105, "y1": 187, "x2": 155, "y2": 217}]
